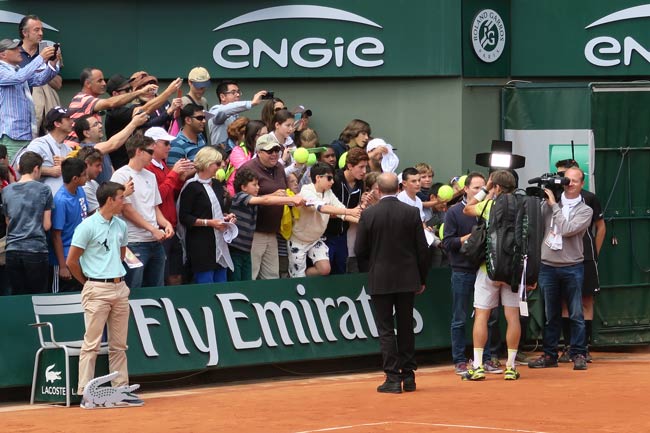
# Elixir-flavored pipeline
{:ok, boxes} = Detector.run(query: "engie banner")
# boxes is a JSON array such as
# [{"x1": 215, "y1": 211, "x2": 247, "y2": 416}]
[{"x1": 0, "y1": 0, "x2": 461, "y2": 79}]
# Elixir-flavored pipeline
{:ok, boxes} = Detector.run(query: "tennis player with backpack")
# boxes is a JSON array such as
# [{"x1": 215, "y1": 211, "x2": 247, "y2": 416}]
[{"x1": 459, "y1": 169, "x2": 543, "y2": 381}]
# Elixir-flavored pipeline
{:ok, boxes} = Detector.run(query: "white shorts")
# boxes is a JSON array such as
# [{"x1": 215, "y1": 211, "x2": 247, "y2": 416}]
[
  {"x1": 288, "y1": 237, "x2": 329, "y2": 278},
  {"x1": 473, "y1": 266, "x2": 519, "y2": 309}
]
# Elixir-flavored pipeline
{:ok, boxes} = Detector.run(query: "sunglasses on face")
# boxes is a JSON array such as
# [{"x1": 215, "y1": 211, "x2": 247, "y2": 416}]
[
  {"x1": 320, "y1": 174, "x2": 334, "y2": 181},
  {"x1": 262, "y1": 148, "x2": 282, "y2": 154},
  {"x1": 192, "y1": 115, "x2": 206, "y2": 121},
  {"x1": 142, "y1": 148, "x2": 154, "y2": 155},
  {"x1": 274, "y1": 106, "x2": 288, "y2": 112}
]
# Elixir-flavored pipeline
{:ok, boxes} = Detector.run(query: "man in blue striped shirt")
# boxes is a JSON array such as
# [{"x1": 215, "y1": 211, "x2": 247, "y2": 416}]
[{"x1": 0, "y1": 38, "x2": 59, "y2": 159}]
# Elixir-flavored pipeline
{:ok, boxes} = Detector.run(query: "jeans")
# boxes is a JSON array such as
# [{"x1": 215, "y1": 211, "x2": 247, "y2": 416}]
[
  {"x1": 6, "y1": 250, "x2": 49, "y2": 295},
  {"x1": 125, "y1": 242, "x2": 166, "y2": 289},
  {"x1": 450, "y1": 271, "x2": 494, "y2": 364},
  {"x1": 539, "y1": 263, "x2": 586, "y2": 359},
  {"x1": 194, "y1": 266, "x2": 227, "y2": 284}
]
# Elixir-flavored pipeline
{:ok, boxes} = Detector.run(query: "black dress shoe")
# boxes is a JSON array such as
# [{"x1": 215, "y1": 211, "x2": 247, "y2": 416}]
[
  {"x1": 402, "y1": 375, "x2": 416, "y2": 392},
  {"x1": 377, "y1": 379, "x2": 402, "y2": 394}
]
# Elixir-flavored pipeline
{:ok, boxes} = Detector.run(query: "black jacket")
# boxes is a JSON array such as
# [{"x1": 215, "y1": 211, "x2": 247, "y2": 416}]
[
  {"x1": 355, "y1": 196, "x2": 430, "y2": 294},
  {"x1": 325, "y1": 169, "x2": 363, "y2": 237},
  {"x1": 442, "y1": 198, "x2": 481, "y2": 273}
]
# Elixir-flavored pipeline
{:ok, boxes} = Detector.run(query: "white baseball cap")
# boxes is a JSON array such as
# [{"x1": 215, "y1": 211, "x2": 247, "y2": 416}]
[
  {"x1": 145, "y1": 126, "x2": 176, "y2": 142},
  {"x1": 366, "y1": 138, "x2": 394, "y2": 153}
]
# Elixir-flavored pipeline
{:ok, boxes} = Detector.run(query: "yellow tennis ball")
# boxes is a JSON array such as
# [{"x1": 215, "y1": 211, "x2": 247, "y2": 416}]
[
  {"x1": 307, "y1": 153, "x2": 317, "y2": 166},
  {"x1": 458, "y1": 175, "x2": 467, "y2": 189},
  {"x1": 438, "y1": 185, "x2": 454, "y2": 202},
  {"x1": 215, "y1": 168, "x2": 226, "y2": 181},
  {"x1": 338, "y1": 151, "x2": 348, "y2": 169},
  {"x1": 439, "y1": 223, "x2": 445, "y2": 240},
  {"x1": 294, "y1": 147, "x2": 309, "y2": 164}
]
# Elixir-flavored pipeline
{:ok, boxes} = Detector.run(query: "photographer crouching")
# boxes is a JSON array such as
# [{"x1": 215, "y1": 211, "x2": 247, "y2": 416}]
[{"x1": 528, "y1": 167, "x2": 592, "y2": 371}]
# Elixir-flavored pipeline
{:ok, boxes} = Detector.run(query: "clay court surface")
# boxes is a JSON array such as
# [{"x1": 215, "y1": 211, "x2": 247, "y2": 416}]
[{"x1": 2, "y1": 351, "x2": 649, "y2": 433}]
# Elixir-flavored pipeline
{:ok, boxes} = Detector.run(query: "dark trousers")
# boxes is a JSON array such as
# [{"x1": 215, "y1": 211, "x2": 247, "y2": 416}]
[
  {"x1": 6, "y1": 250, "x2": 49, "y2": 295},
  {"x1": 371, "y1": 292, "x2": 416, "y2": 382},
  {"x1": 325, "y1": 234, "x2": 348, "y2": 275}
]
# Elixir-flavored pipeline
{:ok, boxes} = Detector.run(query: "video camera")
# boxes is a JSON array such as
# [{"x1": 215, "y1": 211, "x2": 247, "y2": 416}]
[{"x1": 526, "y1": 173, "x2": 569, "y2": 199}]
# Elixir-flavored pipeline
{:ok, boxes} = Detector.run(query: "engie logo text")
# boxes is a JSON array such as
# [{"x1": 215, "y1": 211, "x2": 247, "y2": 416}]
[{"x1": 211, "y1": 5, "x2": 385, "y2": 70}]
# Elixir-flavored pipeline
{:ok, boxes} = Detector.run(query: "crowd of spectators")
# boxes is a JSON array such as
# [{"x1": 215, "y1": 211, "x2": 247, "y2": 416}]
[{"x1": 0, "y1": 15, "x2": 456, "y2": 296}]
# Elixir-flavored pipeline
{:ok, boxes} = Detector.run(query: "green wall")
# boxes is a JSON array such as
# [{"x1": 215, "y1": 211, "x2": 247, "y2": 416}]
[
  {"x1": 59, "y1": 77, "x2": 472, "y2": 183},
  {"x1": 461, "y1": 79, "x2": 506, "y2": 174}
]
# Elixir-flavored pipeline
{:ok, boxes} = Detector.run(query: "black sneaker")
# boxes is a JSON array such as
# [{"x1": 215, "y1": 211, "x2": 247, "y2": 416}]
[
  {"x1": 558, "y1": 346, "x2": 572, "y2": 363},
  {"x1": 402, "y1": 375, "x2": 416, "y2": 392},
  {"x1": 377, "y1": 379, "x2": 402, "y2": 394},
  {"x1": 528, "y1": 355, "x2": 559, "y2": 368},
  {"x1": 573, "y1": 354, "x2": 588, "y2": 371}
]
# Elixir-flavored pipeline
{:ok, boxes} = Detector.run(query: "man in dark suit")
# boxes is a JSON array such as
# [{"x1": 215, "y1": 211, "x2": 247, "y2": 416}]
[{"x1": 355, "y1": 173, "x2": 430, "y2": 393}]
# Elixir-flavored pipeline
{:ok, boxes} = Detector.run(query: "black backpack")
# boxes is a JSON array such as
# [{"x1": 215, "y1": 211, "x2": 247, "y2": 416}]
[{"x1": 486, "y1": 191, "x2": 543, "y2": 290}]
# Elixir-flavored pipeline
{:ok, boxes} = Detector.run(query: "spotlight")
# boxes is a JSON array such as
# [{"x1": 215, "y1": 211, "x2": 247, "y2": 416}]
[{"x1": 476, "y1": 140, "x2": 525, "y2": 170}]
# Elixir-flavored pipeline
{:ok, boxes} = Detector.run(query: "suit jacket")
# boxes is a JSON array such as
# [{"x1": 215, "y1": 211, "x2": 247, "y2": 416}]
[{"x1": 354, "y1": 196, "x2": 430, "y2": 295}]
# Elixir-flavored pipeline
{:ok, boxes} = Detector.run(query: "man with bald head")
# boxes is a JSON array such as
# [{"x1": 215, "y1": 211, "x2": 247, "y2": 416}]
[{"x1": 355, "y1": 172, "x2": 430, "y2": 393}]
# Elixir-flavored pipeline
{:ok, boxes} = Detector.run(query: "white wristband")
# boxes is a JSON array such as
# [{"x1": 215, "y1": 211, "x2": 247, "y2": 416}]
[{"x1": 475, "y1": 189, "x2": 487, "y2": 202}]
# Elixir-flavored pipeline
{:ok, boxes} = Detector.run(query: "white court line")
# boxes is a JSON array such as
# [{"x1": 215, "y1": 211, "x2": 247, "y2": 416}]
[{"x1": 294, "y1": 421, "x2": 549, "y2": 433}]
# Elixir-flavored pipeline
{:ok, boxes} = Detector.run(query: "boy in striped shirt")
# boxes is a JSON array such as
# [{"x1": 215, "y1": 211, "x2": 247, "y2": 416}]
[{"x1": 228, "y1": 168, "x2": 304, "y2": 281}]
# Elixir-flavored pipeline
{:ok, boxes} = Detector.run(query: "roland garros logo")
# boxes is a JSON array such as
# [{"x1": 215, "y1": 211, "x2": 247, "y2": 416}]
[
  {"x1": 212, "y1": 5, "x2": 384, "y2": 69},
  {"x1": 471, "y1": 9, "x2": 506, "y2": 63},
  {"x1": 585, "y1": 4, "x2": 650, "y2": 67}
]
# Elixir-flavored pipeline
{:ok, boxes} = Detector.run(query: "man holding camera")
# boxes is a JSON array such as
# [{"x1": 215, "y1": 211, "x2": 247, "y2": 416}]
[
  {"x1": 528, "y1": 166, "x2": 592, "y2": 371},
  {"x1": 208, "y1": 80, "x2": 268, "y2": 147},
  {"x1": 555, "y1": 159, "x2": 605, "y2": 363},
  {"x1": 18, "y1": 15, "x2": 63, "y2": 137},
  {"x1": 0, "y1": 38, "x2": 59, "y2": 160}
]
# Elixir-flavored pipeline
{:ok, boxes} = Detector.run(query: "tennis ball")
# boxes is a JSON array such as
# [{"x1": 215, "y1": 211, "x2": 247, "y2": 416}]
[
  {"x1": 294, "y1": 147, "x2": 309, "y2": 164},
  {"x1": 439, "y1": 223, "x2": 445, "y2": 240},
  {"x1": 338, "y1": 151, "x2": 348, "y2": 169},
  {"x1": 215, "y1": 168, "x2": 226, "y2": 182},
  {"x1": 438, "y1": 184, "x2": 454, "y2": 202},
  {"x1": 307, "y1": 153, "x2": 317, "y2": 166},
  {"x1": 458, "y1": 175, "x2": 467, "y2": 189}
]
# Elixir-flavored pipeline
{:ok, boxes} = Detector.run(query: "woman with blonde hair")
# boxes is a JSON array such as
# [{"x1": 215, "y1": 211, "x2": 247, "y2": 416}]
[{"x1": 178, "y1": 146, "x2": 237, "y2": 283}]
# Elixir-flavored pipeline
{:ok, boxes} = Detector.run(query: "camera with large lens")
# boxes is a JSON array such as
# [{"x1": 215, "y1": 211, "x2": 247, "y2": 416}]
[{"x1": 526, "y1": 173, "x2": 570, "y2": 199}]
